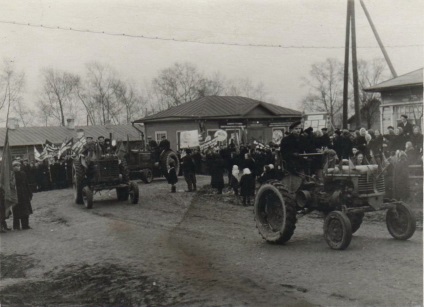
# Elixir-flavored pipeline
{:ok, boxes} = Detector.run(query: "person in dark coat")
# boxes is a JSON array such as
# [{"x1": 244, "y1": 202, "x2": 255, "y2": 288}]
[
  {"x1": 167, "y1": 161, "x2": 178, "y2": 193},
  {"x1": 339, "y1": 130, "x2": 353, "y2": 160},
  {"x1": 242, "y1": 153, "x2": 256, "y2": 180},
  {"x1": 257, "y1": 165, "x2": 272, "y2": 185},
  {"x1": 159, "y1": 136, "x2": 171, "y2": 152},
  {"x1": 240, "y1": 168, "x2": 255, "y2": 206},
  {"x1": 397, "y1": 114, "x2": 413, "y2": 137},
  {"x1": 0, "y1": 188, "x2": 12, "y2": 232},
  {"x1": 12, "y1": 161, "x2": 33, "y2": 230},
  {"x1": 280, "y1": 121, "x2": 305, "y2": 174},
  {"x1": 181, "y1": 149, "x2": 197, "y2": 192},
  {"x1": 210, "y1": 152, "x2": 225, "y2": 194},
  {"x1": 320, "y1": 128, "x2": 331, "y2": 148}
]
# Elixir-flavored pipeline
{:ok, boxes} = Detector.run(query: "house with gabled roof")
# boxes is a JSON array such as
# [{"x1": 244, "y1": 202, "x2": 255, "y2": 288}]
[
  {"x1": 0, "y1": 118, "x2": 144, "y2": 160},
  {"x1": 362, "y1": 68, "x2": 423, "y2": 133},
  {"x1": 133, "y1": 96, "x2": 301, "y2": 149}
]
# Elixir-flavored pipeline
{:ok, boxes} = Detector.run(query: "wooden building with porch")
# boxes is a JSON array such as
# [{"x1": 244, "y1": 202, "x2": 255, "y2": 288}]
[
  {"x1": 134, "y1": 96, "x2": 302, "y2": 150},
  {"x1": 363, "y1": 68, "x2": 423, "y2": 133}
]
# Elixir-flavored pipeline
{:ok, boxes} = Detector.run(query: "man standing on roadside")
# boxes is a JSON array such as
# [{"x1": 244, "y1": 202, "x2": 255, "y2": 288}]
[
  {"x1": 12, "y1": 160, "x2": 33, "y2": 230},
  {"x1": 181, "y1": 148, "x2": 197, "y2": 192},
  {"x1": 397, "y1": 114, "x2": 413, "y2": 137}
]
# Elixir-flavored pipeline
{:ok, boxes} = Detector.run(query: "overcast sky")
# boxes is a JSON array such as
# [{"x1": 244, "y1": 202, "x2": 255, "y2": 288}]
[{"x1": 0, "y1": 0, "x2": 423, "y2": 126}]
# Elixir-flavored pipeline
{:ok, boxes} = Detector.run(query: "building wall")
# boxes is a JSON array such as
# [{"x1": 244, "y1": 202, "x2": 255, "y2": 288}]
[
  {"x1": 380, "y1": 87, "x2": 423, "y2": 133},
  {"x1": 144, "y1": 120, "x2": 220, "y2": 150},
  {"x1": 144, "y1": 117, "x2": 299, "y2": 149}
]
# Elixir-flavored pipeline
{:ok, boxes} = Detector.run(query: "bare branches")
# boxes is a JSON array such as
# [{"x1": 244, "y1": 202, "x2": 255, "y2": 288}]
[
  {"x1": 38, "y1": 68, "x2": 81, "y2": 126},
  {"x1": 0, "y1": 58, "x2": 26, "y2": 125},
  {"x1": 302, "y1": 58, "x2": 344, "y2": 127}
]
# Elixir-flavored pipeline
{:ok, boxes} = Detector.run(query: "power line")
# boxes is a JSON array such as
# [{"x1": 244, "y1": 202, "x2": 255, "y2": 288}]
[{"x1": 1, "y1": 19, "x2": 422, "y2": 49}]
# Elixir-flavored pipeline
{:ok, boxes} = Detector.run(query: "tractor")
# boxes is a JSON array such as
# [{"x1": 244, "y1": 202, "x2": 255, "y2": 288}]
[
  {"x1": 72, "y1": 137, "x2": 139, "y2": 209},
  {"x1": 125, "y1": 140, "x2": 180, "y2": 184},
  {"x1": 254, "y1": 151, "x2": 416, "y2": 250}
]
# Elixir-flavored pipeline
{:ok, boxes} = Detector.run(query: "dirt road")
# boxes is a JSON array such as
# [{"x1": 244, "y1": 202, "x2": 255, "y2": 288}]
[{"x1": 0, "y1": 176, "x2": 422, "y2": 307}]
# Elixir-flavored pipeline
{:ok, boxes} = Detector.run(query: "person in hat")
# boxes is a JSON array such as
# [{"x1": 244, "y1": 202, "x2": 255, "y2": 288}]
[
  {"x1": 279, "y1": 121, "x2": 305, "y2": 174},
  {"x1": 181, "y1": 148, "x2": 197, "y2": 192},
  {"x1": 159, "y1": 135, "x2": 171, "y2": 152},
  {"x1": 397, "y1": 115, "x2": 413, "y2": 137},
  {"x1": 11, "y1": 160, "x2": 33, "y2": 230},
  {"x1": 98, "y1": 136, "x2": 106, "y2": 154}
]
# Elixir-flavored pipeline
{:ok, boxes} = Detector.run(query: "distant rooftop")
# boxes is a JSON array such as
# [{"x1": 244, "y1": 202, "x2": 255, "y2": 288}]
[
  {"x1": 0, "y1": 124, "x2": 143, "y2": 147},
  {"x1": 364, "y1": 68, "x2": 423, "y2": 92}
]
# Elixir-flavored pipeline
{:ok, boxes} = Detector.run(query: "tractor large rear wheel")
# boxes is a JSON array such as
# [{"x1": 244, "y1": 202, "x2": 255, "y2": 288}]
[
  {"x1": 73, "y1": 160, "x2": 85, "y2": 205},
  {"x1": 254, "y1": 183, "x2": 297, "y2": 244}
]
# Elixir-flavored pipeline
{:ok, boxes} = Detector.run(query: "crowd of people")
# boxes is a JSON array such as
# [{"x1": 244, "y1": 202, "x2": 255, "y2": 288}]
[{"x1": 176, "y1": 114, "x2": 423, "y2": 205}]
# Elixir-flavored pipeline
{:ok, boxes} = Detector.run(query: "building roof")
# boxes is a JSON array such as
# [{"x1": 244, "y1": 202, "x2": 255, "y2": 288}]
[
  {"x1": 0, "y1": 124, "x2": 143, "y2": 147},
  {"x1": 364, "y1": 68, "x2": 423, "y2": 92},
  {"x1": 134, "y1": 96, "x2": 301, "y2": 123}
]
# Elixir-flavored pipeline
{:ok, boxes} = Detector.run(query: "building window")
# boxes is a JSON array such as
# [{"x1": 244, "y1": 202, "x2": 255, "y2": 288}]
[{"x1": 155, "y1": 131, "x2": 167, "y2": 143}]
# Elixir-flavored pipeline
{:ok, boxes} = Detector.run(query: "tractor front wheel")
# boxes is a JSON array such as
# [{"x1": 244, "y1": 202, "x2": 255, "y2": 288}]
[
  {"x1": 386, "y1": 202, "x2": 416, "y2": 240},
  {"x1": 324, "y1": 211, "x2": 352, "y2": 250}
]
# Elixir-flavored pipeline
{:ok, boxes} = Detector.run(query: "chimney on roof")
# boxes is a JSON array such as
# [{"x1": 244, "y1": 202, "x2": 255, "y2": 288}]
[
  {"x1": 67, "y1": 118, "x2": 75, "y2": 130},
  {"x1": 7, "y1": 117, "x2": 19, "y2": 130}
]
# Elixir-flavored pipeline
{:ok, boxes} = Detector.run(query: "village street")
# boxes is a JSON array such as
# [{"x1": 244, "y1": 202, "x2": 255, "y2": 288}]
[{"x1": 0, "y1": 176, "x2": 422, "y2": 307}]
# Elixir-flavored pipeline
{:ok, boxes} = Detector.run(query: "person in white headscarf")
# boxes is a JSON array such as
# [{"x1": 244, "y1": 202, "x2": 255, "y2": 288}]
[
  {"x1": 230, "y1": 165, "x2": 240, "y2": 196},
  {"x1": 240, "y1": 168, "x2": 255, "y2": 206}
]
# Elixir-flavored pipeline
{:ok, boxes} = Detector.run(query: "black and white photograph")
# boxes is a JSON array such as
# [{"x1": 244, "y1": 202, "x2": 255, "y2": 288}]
[{"x1": 0, "y1": 0, "x2": 422, "y2": 306}]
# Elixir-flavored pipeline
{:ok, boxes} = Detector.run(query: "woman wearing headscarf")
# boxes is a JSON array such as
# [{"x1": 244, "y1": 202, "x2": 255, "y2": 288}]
[{"x1": 230, "y1": 165, "x2": 241, "y2": 196}]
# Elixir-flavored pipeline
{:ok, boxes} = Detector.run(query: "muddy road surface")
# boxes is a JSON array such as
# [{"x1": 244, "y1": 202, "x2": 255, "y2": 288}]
[{"x1": 0, "y1": 175, "x2": 422, "y2": 307}]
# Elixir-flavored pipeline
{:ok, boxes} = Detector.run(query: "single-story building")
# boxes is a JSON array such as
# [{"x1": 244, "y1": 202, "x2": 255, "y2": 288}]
[
  {"x1": 0, "y1": 118, "x2": 144, "y2": 160},
  {"x1": 363, "y1": 68, "x2": 423, "y2": 134},
  {"x1": 133, "y1": 96, "x2": 302, "y2": 150}
]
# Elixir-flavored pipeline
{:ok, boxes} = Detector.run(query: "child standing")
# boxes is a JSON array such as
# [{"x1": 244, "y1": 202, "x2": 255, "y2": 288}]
[
  {"x1": 240, "y1": 168, "x2": 255, "y2": 206},
  {"x1": 168, "y1": 161, "x2": 178, "y2": 193}
]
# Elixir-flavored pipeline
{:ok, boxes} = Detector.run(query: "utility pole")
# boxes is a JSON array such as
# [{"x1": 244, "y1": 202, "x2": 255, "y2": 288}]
[
  {"x1": 351, "y1": 0, "x2": 361, "y2": 128},
  {"x1": 342, "y1": 0, "x2": 352, "y2": 129},
  {"x1": 342, "y1": 0, "x2": 361, "y2": 129}
]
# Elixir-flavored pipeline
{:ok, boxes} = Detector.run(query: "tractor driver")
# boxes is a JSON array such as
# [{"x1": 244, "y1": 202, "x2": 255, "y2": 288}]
[
  {"x1": 279, "y1": 121, "x2": 305, "y2": 174},
  {"x1": 159, "y1": 135, "x2": 171, "y2": 152}
]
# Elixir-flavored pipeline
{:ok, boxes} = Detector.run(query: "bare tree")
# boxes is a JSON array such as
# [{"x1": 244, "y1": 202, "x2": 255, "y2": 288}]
[
  {"x1": 12, "y1": 99, "x2": 33, "y2": 127},
  {"x1": 38, "y1": 68, "x2": 81, "y2": 126},
  {"x1": 355, "y1": 58, "x2": 387, "y2": 128},
  {"x1": 302, "y1": 58, "x2": 344, "y2": 128},
  {"x1": 152, "y1": 62, "x2": 223, "y2": 109},
  {"x1": 0, "y1": 59, "x2": 25, "y2": 124},
  {"x1": 82, "y1": 62, "x2": 122, "y2": 125},
  {"x1": 112, "y1": 80, "x2": 147, "y2": 123}
]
